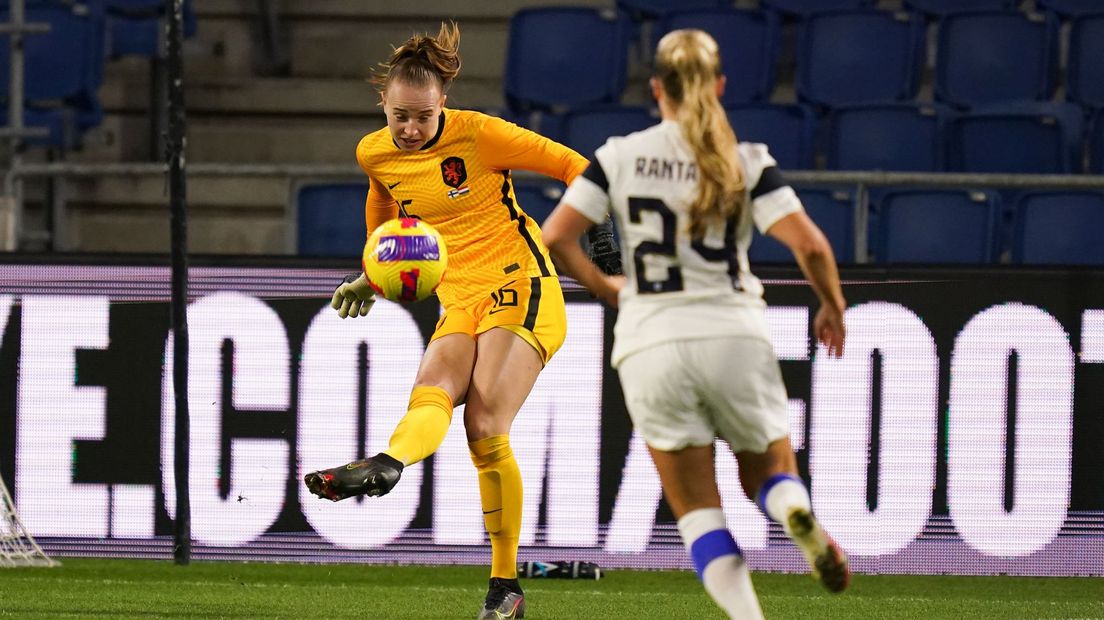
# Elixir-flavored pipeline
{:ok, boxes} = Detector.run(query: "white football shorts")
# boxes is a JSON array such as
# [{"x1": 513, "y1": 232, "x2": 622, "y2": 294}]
[{"x1": 616, "y1": 336, "x2": 790, "y2": 453}]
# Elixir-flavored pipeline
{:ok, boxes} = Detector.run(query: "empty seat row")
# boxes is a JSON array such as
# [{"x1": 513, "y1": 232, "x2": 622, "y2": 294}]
[
  {"x1": 748, "y1": 189, "x2": 1104, "y2": 266},
  {"x1": 525, "y1": 102, "x2": 1104, "y2": 174},
  {"x1": 0, "y1": 0, "x2": 195, "y2": 149},
  {"x1": 505, "y1": 7, "x2": 1104, "y2": 113},
  {"x1": 618, "y1": 0, "x2": 1103, "y2": 18},
  {"x1": 296, "y1": 183, "x2": 1104, "y2": 267}
]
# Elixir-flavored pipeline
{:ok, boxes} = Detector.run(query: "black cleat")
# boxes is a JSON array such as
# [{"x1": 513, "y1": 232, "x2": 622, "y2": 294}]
[
  {"x1": 303, "y1": 453, "x2": 404, "y2": 502},
  {"x1": 477, "y1": 577, "x2": 526, "y2": 619}
]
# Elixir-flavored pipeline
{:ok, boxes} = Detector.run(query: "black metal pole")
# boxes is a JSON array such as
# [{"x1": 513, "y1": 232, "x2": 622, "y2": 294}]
[{"x1": 166, "y1": 0, "x2": 191, "y2": 566}]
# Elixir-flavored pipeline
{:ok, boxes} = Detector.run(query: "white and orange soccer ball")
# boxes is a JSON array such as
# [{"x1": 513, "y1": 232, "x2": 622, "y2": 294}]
[{"x1": 362, "y1": 218, "x2": 448, "y2": 303}]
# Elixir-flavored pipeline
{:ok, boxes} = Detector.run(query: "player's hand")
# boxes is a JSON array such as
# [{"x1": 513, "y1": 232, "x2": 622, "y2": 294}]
[
  {"x1": 586, "y1": 217, "x2": 623, "y2": 276},
  {"x1": 598, "y1": 275, "x2": 625, "y2": 308},
  {"x1": 814, "y1": 303, "x2": 845, "y2": 358},
  {"x1": 330, "y1": 273, "x2": 376, "y2": 319}
]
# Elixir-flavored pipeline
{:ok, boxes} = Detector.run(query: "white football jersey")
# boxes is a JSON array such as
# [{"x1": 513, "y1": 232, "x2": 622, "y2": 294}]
[{"x1": 560, "y1": 119, "x2": 804, "y2": 366}]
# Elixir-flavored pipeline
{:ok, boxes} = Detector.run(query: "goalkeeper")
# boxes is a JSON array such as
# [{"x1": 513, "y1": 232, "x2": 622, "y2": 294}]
[{"x1": 303, "y1": 21, "x2": 617, "y2": 620}]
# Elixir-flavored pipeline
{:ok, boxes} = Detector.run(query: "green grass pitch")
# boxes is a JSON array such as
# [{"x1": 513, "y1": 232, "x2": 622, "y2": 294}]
[{"x1": 0, "y1": 558, "x2": 1101, "y2": 619}]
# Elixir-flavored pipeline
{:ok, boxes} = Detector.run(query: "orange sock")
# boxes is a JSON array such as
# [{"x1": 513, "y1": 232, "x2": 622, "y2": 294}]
[
  {"x1": 469, "y1": 435, "x2": 522, "y2": 579},
  {"x1": 382, "y1": 386, "x2": 453, "y2": 466}
]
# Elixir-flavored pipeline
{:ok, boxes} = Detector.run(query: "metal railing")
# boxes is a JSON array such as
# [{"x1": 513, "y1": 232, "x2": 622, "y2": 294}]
[
  {"x1": 7, "y1": 160, "x2": 1104, "y2": 262},
  {"x1": 0, "y1": 0, "x2": 50, "y2": 249}
]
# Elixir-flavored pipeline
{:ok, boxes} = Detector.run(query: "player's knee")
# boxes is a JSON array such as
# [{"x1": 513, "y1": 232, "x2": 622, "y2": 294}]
[{"x1": 463, "y1": 412, "x2": 511, "y2": 443}]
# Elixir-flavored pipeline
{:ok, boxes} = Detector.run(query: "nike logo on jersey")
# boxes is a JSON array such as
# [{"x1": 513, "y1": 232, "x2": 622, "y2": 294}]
[
  {"x1": 482, "y1": 508, "x2": 503, "y2": 515},
  {"x1": 387, "y1": 180, "x2": 401, "y2": 189},
  {"x1": 487, "y1": 308, "x2": 510, "y2": 316}
]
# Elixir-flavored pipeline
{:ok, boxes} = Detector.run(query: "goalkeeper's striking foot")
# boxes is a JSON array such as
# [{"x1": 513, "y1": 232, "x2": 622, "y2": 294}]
[
  {"x1": 786, "y1": 508, "x2": 851, "y2": 593},
  {"x1": 304, "y1": 453, "x2": 403, "y2": 501},
  {"x1": 477, "y1": 577, "x2": 526, "y2": 619}
]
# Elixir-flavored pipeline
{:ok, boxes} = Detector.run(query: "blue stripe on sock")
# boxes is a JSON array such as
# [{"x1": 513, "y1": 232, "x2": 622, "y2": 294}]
[
  {"x1": 689, "y1": 529, "x2": 741, "y2": 579},
  {"x1": 756, "y1": 473, "x2": 803, "y2": 516}
]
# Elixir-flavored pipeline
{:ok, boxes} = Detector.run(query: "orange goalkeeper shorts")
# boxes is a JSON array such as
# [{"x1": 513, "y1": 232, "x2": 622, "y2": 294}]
[{"x1": 431, "y1": 276, "x2": 567, "y2": 365}]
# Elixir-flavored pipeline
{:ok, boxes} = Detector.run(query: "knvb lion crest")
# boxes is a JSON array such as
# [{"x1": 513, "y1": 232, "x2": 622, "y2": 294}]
[{"x1": 440, "y1": 156, "x2": 467, "y2": 188}]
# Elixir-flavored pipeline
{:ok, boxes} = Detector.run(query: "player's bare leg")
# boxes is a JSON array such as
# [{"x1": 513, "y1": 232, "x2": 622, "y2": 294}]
[
  {"x1": 304, "y1": 333, "x2": 475, "y2": 501},
  {"x1": 464, "y1": 327, "x2": 544, "y2": 619},
  {"x1": 737, "y1": 438, "x2": 851, "y2": 593},
  {"x1": 648, "y1": 444, "x2": 765, "y2": 620}
]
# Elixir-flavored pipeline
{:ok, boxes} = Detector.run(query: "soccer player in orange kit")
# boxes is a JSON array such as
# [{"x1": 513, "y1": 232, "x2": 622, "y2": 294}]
[{"x1": 303, "y1": 22, "x2": 616, "y2": 619}]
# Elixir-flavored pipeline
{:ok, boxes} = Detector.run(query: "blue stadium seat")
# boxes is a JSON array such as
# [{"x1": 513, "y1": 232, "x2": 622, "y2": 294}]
[
  {"x1": 749, "y1": 187, "x2": 855, "y2": 264},
  {"x1": 558, "y1": 105, "x2": 658, "y2": 160},
  {"x1": 106, "y1": 0, "x2": 197, "y2": 57},
  {"x1": 297, "y1": 183, "x2": 369, "y2": 257},
  {"x1": 1091, "y1": 109, "x2": 1104, "y2": 174},
  {"x1": 1035, "y1": 0, "x2": 1104, "y2": 17},
  {"x1": 945, "y1": 102, "x2": 1083, "y2": 173},
  {"x1": 655, "y1": 8, "x2": 779, "y2": 105},
  {"x1": 1068, "y1": 14, "x2": 1104, "y2": 109},
  {"x1": 505, "y1": 7, "x2": 630, "y2": 112},
  {"x1": 513, "y1": 180, "x2": 565, "y2": 226},
  {"x1": 936, "y1": 11, "x2": 1058, "y2": 108},
  {"x1": 827, "y1": 103, "x2": 947, "y2": 171},
  {"x1": 796, "y1": 10, "x2": 925, "y2": 108},
  {"x1": 1013, "y1": 191, "x2": 1104, "y2": 265},
  {"x1": 726, "y1": 103, "x2": 816, "y2": 171},
  {"x1": 904, "y1": 0, "x2": 1015, "y2": 16},
  {"x1": 875, "y1": 189, "x2": 1002, "y2": 264},
  {"x1": 616, "y1": 0, "x2": 728, "y2": 19},
  {"x1": 0, "y1": 1, "x2": 106, "y2": 147},
  {"x1": 759, "y1": 0, "x2": 873, "y2": 16}
]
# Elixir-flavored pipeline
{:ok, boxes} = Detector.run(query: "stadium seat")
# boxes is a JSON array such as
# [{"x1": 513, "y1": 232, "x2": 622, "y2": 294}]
[
  {"x1": 749, "y1": 187, "x2": 855, "y2": 264},
  {"x1": 0, "y1": 1, "x2": 106, "y2": 147},
  {"x1": 827, "y1": 103, "x2": 947, "y2": 172},
  {"x1": 935, "y1": 11, "x2": 1059, "y2": 108},
  {"x1": 513, "y1": 180, "x2": 565, "y2": 226},
  {"x1": 558, "y1": 105, "x2": 658, "y2": 161},
  {"x1": 296, "y1": 183, "x2": 369, "y2": 257},
  {"x1": 759, "y1": 0, "x2": 873, "y2": 16},
  {"x1": 726, "y1": 103, "x2": 816, "y2": 171},
  {"x1": 874, "y1": 189, "x2": 1001, "y2": 264},
  {"x1": 1035, "y1": 0, "x2": 1103, "y2": 17},
  {"x1": 505, "y1": 7, "x2": 630, "y2": 113},
  {"x1": 903, "y1": 0, "x2": 1015, "y2": 15},
  {"x1": 654, "y1": 8, "x2": 779, "y2": 105},
  {"x1": 945, "y1": 102, "x2": 1083, "y2": 174},
  {"x1": 616, "y1": 0, "x2": 728, "y2": 19},
  {"x1": 1091, "y1": 110, "x2": 1104, "y2": 174},
  {"x1": 1013, "y1": 191, "x2": 1104, "y2": 265},
  {"x1": 1068, "y1": 14, "x2": 1104, "y2": 109},
  {"x1": 106, "y1": 0, "x2": 197, "y2": 57},
  {"x1": 796, "y1": 10, "x2": 925, "y2": 108}
]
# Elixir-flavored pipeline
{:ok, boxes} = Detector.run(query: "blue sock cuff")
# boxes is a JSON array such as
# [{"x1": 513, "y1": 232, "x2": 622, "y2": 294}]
[
  {"x1": 689, "y1": 529, "x2": 741, "y2": 578},
  {"x1": 756, "y1": 473, "x2": 804, "y2": 515}
]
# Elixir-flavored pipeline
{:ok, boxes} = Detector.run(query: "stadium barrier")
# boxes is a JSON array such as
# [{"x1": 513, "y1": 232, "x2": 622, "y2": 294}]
[
  {"x1": 0, "y1": 257, "x2": 1101, "y2": 576},
  {"x1": 7, "y1": 161, "x2": 1104, "y2": 259}
]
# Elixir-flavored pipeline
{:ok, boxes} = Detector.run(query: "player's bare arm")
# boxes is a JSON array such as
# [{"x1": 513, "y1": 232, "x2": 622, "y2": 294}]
[
  {"x1": 542, "y1": 204, "x2": 624, "y2": 307},
  {"x1": 766, "y1": 210, "x2": 846, "y2": 357}
]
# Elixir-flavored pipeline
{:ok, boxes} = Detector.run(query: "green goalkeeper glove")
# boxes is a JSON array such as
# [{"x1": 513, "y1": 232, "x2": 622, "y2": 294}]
[{"x1": 331, "y1": 273, "x2": 376, "y2": 319}]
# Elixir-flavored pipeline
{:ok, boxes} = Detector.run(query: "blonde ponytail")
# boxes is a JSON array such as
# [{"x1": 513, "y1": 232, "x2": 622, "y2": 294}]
[
  {"x1": 372, "y1": 21, "x2": 462, "y2": 93},
  {"x1": 654, "y1": 30, "x2": 746, "y2": 240}
]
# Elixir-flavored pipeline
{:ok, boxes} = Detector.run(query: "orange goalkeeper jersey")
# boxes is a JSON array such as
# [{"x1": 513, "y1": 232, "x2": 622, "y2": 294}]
[{"x1": 356, "y1": 108, "x2": 587, "y2": 307}]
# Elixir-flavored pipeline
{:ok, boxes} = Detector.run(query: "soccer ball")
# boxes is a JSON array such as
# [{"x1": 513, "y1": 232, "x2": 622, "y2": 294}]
[{"x1": 362, "y1": 218, "x2": 448, "y2": 303}]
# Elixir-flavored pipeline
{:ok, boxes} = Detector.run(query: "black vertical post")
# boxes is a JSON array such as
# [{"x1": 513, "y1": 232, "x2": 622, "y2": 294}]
[{"x1": 166, "y1": 0, "x2": 191, "y2": 566}]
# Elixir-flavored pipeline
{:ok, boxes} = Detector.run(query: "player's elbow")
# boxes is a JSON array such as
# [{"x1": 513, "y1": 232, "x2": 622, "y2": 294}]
[
  {"x1": 541, "y1": 224, "x2": 570, "y2": 255},
  {"x1": 790, "y1": 232, "x2": 833, "y2": 263}
]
